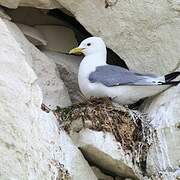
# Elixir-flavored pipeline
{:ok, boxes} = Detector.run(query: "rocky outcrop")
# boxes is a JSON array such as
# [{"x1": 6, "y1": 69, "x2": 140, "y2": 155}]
[
  {"x1": 17, "y1": 23, "x2": 47, "y2": 46},
  {"x1": 72, "y1": 129, "x2": 140, "y2": 179},
  {"x1": 0, "y1": 16, "x2": 97, "y2": 179},
  {"x1": 55, "y1": 98, "x2": 154, "y2": 179},
  {"x1": 44, "y1": 51, "x2": 84, "y2": 103},
  {"x1": 57, "y1": 0, "x2": 180, "y2": 74},
  {"x1": 35, "y1": 25, "x2": 78, "y2": 53},
  {"x1": 141, "y1": 86, "x2": 180, "y2": 179},
  {"x1": 3, "y1": 19, "x2": 71, "y2": 108},
  {"x1": 0, "y1": 1, "x2": 179, "y2": 180},
  {"x1": 1, "y1": 1, "x2": 180, "y2": 74},
  {"x1": 0, "y1": 0, "x2": 61, "y2": 9}
]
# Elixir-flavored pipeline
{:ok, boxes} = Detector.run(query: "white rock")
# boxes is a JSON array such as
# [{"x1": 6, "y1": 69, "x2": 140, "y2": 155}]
[
  {"x1": 0, "y1": 0, "x2": 61, "y2": 9},
  {"x1": 7, "y1": 7, "x2": 67, "y2": 26},
  {"x1": 0, "y1": 16, "x2": 51, "y2": 179},
  {"x1": 0, "y1": 17, "x2": 97, "y2": 180},
  {"x1": 91, "y1": 166, "x2": 114, "y2": 180},
  {"x1": 59, "y1": 130, "x2": 98, "y2": 180},
  {"x1": 71, "y1": 129, "x2": 141, "y2": 179},
  {"x1": 17, "y1": 23, "x2": 47, "y2": 46},
  {"x1": 141, "y1": 85, "x2": 180, "y2": 178},
  {"x1": 35, "y1": 25, "x2": 78, "y2": 53},
  {"x1": 3, "y1": 19, "x2": 71, "y2": 108},
  {"x1": 57, "y1": 0, "x2": 180, "y2": 74},
  {"x1": 169, "y1": 0, "x2": 180, "y2": 11},
  {"x1": 44, "y1": 51, "x2": 85, "y2": 103},
  {"x1": 1, "y1": 0, "x2": 180, "y2": 74}
]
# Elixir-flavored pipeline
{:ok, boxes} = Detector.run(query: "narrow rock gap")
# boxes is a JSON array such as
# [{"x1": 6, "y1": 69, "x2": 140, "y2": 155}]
[
  {"x1": 48, "y1": 9, "x2": 129, "y2": 69},
  {"x1": 6, "y1": 6, "x2": 129, "y2": 69}
]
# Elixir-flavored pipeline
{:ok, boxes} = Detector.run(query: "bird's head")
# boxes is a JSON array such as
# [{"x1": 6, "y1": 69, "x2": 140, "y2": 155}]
[{"x1": 69, "y1": 37, "x2": 106, "y2": 56}]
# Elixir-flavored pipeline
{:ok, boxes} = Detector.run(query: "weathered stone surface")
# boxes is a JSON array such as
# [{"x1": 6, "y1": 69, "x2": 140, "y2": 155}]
[
  {"x1": 71, "y1": 129, "x2": 140, "y2": 179},
  {"x1": 0, "y1": 16, "x2": 53, "y2": 179},
  {"x1": 4, "y1": 19, "x2": 71, "y2": 108},
  {"x1": 44, "y1": 51, "x2": 85, "y2": 103},
  {"x1": 36, "y1": 25, "x2": 78, "y2": 53},
  {"x1": 7, "y1": 7, "x2": 67, "y2": 26},
  {"x1": 59, "y1": 130, "x2": 98, "y2": 180},
  {"x1": 1, "y1": 0, "x2": 180, "y2": 74},
  {"x1": 2, "y1": 0, "x2": 180, "y2": 74},
  {"x1": 0, "y1": 1, "x2": 180, "y2": 179},
  {"x1": 57, "y1": 0, "x2": 180, "y2": 74},
  {"x1": 141, "y1": 85, "x2": 180, "y2": 178},
  {"x1": 17, "y1": 23, "x2": 47, "y2": 46},
  {"x1": 0, "y1": 0, "x2": 61, "y2": 9},
  {"x1": 0, "y1": 17, "x2": 97, "y2": 180}
]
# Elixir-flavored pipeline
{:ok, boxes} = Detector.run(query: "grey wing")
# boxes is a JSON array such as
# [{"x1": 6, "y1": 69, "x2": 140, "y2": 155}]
[{"x1": 89, "y1": 65, "x2": 165, "y2": 87}]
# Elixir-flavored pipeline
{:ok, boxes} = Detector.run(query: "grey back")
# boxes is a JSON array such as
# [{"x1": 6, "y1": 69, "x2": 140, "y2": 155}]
[{"x1": 89, "y1": 65, "x2": 161, "y2": 87}]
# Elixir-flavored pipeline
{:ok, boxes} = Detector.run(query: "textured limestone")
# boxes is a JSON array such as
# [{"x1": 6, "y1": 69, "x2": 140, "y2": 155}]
[
  {"x1": 44, "y1": 51, "x2": 85, "y2": 103},
  {"x1": 0, "y1": 0, "x2": 180, "y2": 179},
  {"x1": 0, "y1": 17, "x2": 97, "y2": 180},
  {"x1": 0, "y1": 16, "x2": 53, "y2": 179},
  {"x1": 7, "y1": 7, "x2": 67, "y2": 26},
  {"x1": 141, "y1": 85, "x2": 180, "y2": 179},
  {"x1": 0, "y1": 0, "x2": 61, "y2": 9},
  {"x1": 71, "y1": 129, "x2": 140, "y2": 179},
  {"x1": 35, "y1": 25, "x2": 78, "y2": 53},
  {"x1": 57, "y1": 0, "x2": 180, "y2": 74},
  {"x1": 59, "y1": 130, "x2": 98, "y2": 180},
  {"x1": 1, "y1": 0, "x2": 180, "y2": 74},
  {"x1": 4, "y1": 20, "x2": 71, "y2": 108},
  {"x1": 17, "y1": 23, "x2": 47, "y2": 46}
]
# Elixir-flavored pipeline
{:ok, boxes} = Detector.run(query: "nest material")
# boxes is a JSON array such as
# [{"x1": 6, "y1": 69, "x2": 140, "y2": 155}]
[
  {"x1": 53, "y1": 161, "x2": 71, "y2": 180},
  {"x1": 54, "y1": 98, "x2": 153, "y2": 173}
]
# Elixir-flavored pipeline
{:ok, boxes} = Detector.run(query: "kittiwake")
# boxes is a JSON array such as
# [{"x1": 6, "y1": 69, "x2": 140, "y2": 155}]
[{"x1": 69, "y1": 37, "x2": 180, "y2": 105}]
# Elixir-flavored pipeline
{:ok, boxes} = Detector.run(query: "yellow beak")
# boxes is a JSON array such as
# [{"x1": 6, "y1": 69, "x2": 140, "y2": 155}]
[{"x1": 69, "y1": 47, "x2": 84, "y2": 55}]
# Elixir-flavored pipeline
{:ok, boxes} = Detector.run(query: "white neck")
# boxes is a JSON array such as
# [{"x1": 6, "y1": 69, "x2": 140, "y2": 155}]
[
  {"x1": 79, "y1": 52, "x2": 107, "y2": 77},
  {"x1": 78, "y1": 51, "x2": 107, "y2": 95}
]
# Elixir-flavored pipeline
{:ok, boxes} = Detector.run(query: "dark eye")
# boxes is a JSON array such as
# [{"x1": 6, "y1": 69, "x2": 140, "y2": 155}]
[{"x1": 87, "y1": 43, "x2": 91, "y2": 46}]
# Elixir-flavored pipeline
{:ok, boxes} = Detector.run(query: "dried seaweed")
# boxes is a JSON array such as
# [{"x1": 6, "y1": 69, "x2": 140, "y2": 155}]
[{"x1": 54, "y1": 98, "x2": 153, "y2": 173}]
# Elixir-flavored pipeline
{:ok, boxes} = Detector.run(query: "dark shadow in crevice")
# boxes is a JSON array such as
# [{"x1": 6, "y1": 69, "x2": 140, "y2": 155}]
[{"x1": 48, "y1": 9, "x2": 129, "y2": 69}]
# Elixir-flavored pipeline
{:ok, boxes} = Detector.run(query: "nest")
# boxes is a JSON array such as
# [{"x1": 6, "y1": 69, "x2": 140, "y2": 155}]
[{"x1": 54, "y1": 98, "x2": 153, "y2": 173}]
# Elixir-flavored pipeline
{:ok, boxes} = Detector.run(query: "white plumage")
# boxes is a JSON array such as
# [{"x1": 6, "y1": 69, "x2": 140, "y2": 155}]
[{"x1": 69, "y1": 37, "x2": 180, "y2": 104}]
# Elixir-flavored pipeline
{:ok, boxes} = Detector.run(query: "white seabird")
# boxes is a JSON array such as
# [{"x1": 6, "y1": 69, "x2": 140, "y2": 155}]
[{"x1": 69, "y1": 37, "x2": 180, "y2": 104}]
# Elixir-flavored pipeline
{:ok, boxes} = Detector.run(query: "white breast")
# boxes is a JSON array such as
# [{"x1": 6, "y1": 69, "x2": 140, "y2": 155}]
[{"x1": 78, "y1": 53, "x2": 107, "y2": 97}]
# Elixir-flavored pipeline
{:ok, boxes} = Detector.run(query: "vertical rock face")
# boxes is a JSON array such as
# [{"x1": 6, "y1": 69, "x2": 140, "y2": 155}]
[
  {"x1": 141, "y1": 86, "x2": 180, "y2": 179},
  {"x1": 0, "y1": 17, "x2": 97, "y2": 179},
  {"x1": 1, "y1": 1, "x2": 180, "y2": 74},
  {"x1": 3, "y1": 20, "x2": 71, "y2": 108},
  {"x1": 0, "y1": 17, "x2": 44, "y2": 178},
  {"x1": 56, "y1": 0, "x2": 180, "y2": 74},
  {"x1": 44, "y1": 51, "x2": 84, "y2": 103},
  {"x1": 0, "y1": 0, "x2": 61, "y2": 9}
]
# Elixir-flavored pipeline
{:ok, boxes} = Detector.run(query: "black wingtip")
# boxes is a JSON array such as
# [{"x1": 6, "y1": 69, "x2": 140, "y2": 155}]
[
  {"x1": 165, "y1": 72, "x2": 180, "y2": 82},
  {"x1": 161, "y1": 80, "x2": 180, "y2": 85}
]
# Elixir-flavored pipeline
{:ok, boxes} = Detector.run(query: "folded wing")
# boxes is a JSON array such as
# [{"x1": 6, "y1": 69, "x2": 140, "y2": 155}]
[{"x1": 89, "y1": 65, "x2": 165, "y2": 87}]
